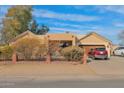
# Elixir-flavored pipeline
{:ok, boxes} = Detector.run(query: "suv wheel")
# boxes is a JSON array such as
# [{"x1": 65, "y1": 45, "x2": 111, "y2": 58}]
[
  {"x1": 121, "y1": 52, "x2": 124, "y2": 57},
  {"x1": 113, "y1": 51, "x2": 116, "y2": 56},
  {"x1": 92, "y1": 56, "x2": 96, "y2": 60}
]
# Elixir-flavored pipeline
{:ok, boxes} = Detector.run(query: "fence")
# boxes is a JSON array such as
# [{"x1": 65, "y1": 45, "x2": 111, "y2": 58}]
[
  {"x1": 0, "y1": 52, "x2": 67, "y2": 62},
  {"x1": 0, "y1": 45, "x2": 85, "y2": 64}
]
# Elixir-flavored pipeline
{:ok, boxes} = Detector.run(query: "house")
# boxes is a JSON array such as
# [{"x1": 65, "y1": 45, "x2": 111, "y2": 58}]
[{"x1": 10, "y1": 30, "x2": 113, "y2": 58}]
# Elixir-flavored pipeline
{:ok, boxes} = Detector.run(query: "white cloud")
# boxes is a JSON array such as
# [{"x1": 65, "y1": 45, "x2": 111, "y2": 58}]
[
  {"x1": 0, "y1": 17, "x2": 3, "y2": 27},
  {"x1": 37, "y1": 19, "x2": 102, "y2": 30},
  {"x1": 52, "y1": 21, "x2": 102, "y2": 30},
  {"x1": 52, "y1": 22, "x2": 83, "y2": 28},
  {"x1": 104, "y1": 6, "x2": 124, "y2": 14},
  {"x1": 72, "y1": 5, "x2": 86, "y2": 10},
  {"x1": 50, "y1": 27, "x2": 82, "y2": 33},
  {"x1": 50, "y1": 26, "x2": 101, "y2": 34},
  {"x1": 33, "y1": 9, "x2": 99, "y2": 22},
  {"x1": 95, "y1": 5, "x2": 124, "y2": 15},
  {"x1": 0, "y1": 17, "x2": 3, "y2": 21},
  {"x1": 72, "y1": 5, "x2": 124, "y2": 14},
  {"x1": 113, "y1": 22, "x2": 124, "y2": 28}
]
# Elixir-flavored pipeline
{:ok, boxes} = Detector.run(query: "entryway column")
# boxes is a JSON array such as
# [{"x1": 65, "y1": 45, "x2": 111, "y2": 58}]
[
  {"x1": 12, "y1": 52, "x2": 17, "y2": 64},
  {"x1": 82, "y1": 53, "x2": 87, "y2": 64},
  {"x1": 46, "y1": 53, "x2": 51, "y2": 64}
]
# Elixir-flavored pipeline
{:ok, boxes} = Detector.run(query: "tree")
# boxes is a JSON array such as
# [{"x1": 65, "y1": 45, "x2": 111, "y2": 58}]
[
  {"x1": 29, "y1": 20, "x2": 38, "y2": 34},
  {"x1": 0, "y1": 21, "x2": 2, "y2": 43},
  {"x1": 2, "y1": 5, "x2": 32, "y2": 43},
  {"x1": 29, "y1": 21, "x2": 49, "y2": 35},
  {"x1": 0, "y1": 45, "x2": 13, "y2": 60},
  {"x1": 118, "y1": 30, "x2": 124, "y2": 45},
  {"x1": 37, "y1": 24, "x2": 49, "y2": 35}
]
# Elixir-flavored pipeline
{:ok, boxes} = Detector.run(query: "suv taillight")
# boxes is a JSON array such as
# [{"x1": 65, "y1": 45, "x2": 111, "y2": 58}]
[{"x1": 104, "y1": 50, "x2": 108, "y2": 55}]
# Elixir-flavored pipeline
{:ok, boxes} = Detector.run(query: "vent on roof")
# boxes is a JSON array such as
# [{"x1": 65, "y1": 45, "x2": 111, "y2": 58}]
[{"x1": 65, "y1": 31, "x2": 70, "y2": 34}]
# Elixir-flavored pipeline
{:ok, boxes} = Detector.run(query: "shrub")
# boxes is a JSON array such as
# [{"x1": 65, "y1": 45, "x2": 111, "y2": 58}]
[
  {"x1": 61, "y1": 46, "x2": 84, "y2": 61},
  {"x1": 48, "y1": 41, "x2": 62, "y2": 56},
  {"x1": 12, "y1": 37, "x2": 47, "y2": 60},
  {"x1": 0, "y1": 45, "x2": 13, "y2": 59},
  {"x1": 34, "y1": 44, "x2": 48, "y2": 59}
]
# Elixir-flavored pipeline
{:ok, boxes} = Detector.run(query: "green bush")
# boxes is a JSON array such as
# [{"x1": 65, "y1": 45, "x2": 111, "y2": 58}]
[
  {"x1": 61, "y1": 46, "x2": 84, "y2": 61},
  {"x1": 0, "y1": 45, "x2": 13, "y2": 59}
]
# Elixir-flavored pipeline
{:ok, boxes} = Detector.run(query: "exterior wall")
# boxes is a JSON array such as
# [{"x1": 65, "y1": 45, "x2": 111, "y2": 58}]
[
  {"x1": 80, "y1": 34, "x2": 107, "y2": 44},
  {"x1": 10, "y1": 34, "x2": 30, "y2": 45},
  {"x1": 46, "y1": 34, "x2": 74, "y2": 40},
  {"x1": 46, "y1": 34, "x2": 76, "y2": 46}
]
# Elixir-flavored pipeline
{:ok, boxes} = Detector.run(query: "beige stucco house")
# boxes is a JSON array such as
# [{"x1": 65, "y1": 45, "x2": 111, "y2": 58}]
[{"x1": 10, "y1": 30, "x2": 113, "y2": 58}]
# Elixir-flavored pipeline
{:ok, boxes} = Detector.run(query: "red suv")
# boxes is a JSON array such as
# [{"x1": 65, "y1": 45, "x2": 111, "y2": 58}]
[{"x1": 88, "y1": 48, "x2": 108, "y2": 60}]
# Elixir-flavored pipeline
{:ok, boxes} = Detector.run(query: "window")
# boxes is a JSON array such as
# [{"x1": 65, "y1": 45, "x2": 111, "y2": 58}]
[
  {"x1": 60, "y1": 42, "x2": 69, "y2": 48},
  {"x1": 96, "y1": 48, "x2": 106, "y2": 51}
]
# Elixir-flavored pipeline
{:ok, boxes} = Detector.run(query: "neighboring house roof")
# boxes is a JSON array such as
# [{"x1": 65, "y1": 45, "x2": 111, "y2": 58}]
[{"x1": 79, "y1": 32, "x2": 112, "y2": 43}]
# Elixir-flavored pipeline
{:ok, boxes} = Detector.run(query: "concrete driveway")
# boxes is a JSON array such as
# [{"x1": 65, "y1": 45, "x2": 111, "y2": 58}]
[{"x1": 88, "y1": 56, "x2": 124, "y2": 75}]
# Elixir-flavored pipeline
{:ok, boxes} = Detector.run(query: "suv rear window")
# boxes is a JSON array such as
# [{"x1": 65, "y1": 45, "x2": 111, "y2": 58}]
[{"x1": 96, "y1": 48, "x2": 105, "y2": 51}]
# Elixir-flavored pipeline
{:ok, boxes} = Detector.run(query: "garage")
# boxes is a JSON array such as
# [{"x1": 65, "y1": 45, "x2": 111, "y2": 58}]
[
  {"x1": 79, "y1": 32, "x2": 112, "y2": 58},
  {"x1": 79, "y1": 45, "x2": 105, "y2": 54}
]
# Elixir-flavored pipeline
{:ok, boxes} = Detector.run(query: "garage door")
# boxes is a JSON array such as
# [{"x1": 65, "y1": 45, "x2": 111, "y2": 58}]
[{"x1": 80, "y1": 45, "x2": 105, "y2": 54}]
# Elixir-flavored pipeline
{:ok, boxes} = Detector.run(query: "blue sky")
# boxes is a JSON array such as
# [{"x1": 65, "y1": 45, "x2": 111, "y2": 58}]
[{"x1": 1, "y1": 5, "x2": 124, "y2": 44}]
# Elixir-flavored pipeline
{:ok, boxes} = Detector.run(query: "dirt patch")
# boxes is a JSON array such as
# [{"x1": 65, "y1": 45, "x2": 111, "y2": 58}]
[{"x1": 0, "y1": 62, "x2": 96, "y2": 77}]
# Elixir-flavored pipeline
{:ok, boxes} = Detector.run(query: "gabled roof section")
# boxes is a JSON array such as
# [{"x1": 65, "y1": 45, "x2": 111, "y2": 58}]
[
  {"x1": 76, "y1": 34, "x2": 86, "y2": 40},
  {"x1": 79, "y1": 32, "x2": 112, "y2": 43},
  {"x1": 9, "y1": 30, "x2": 35, "y2": 43}
]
